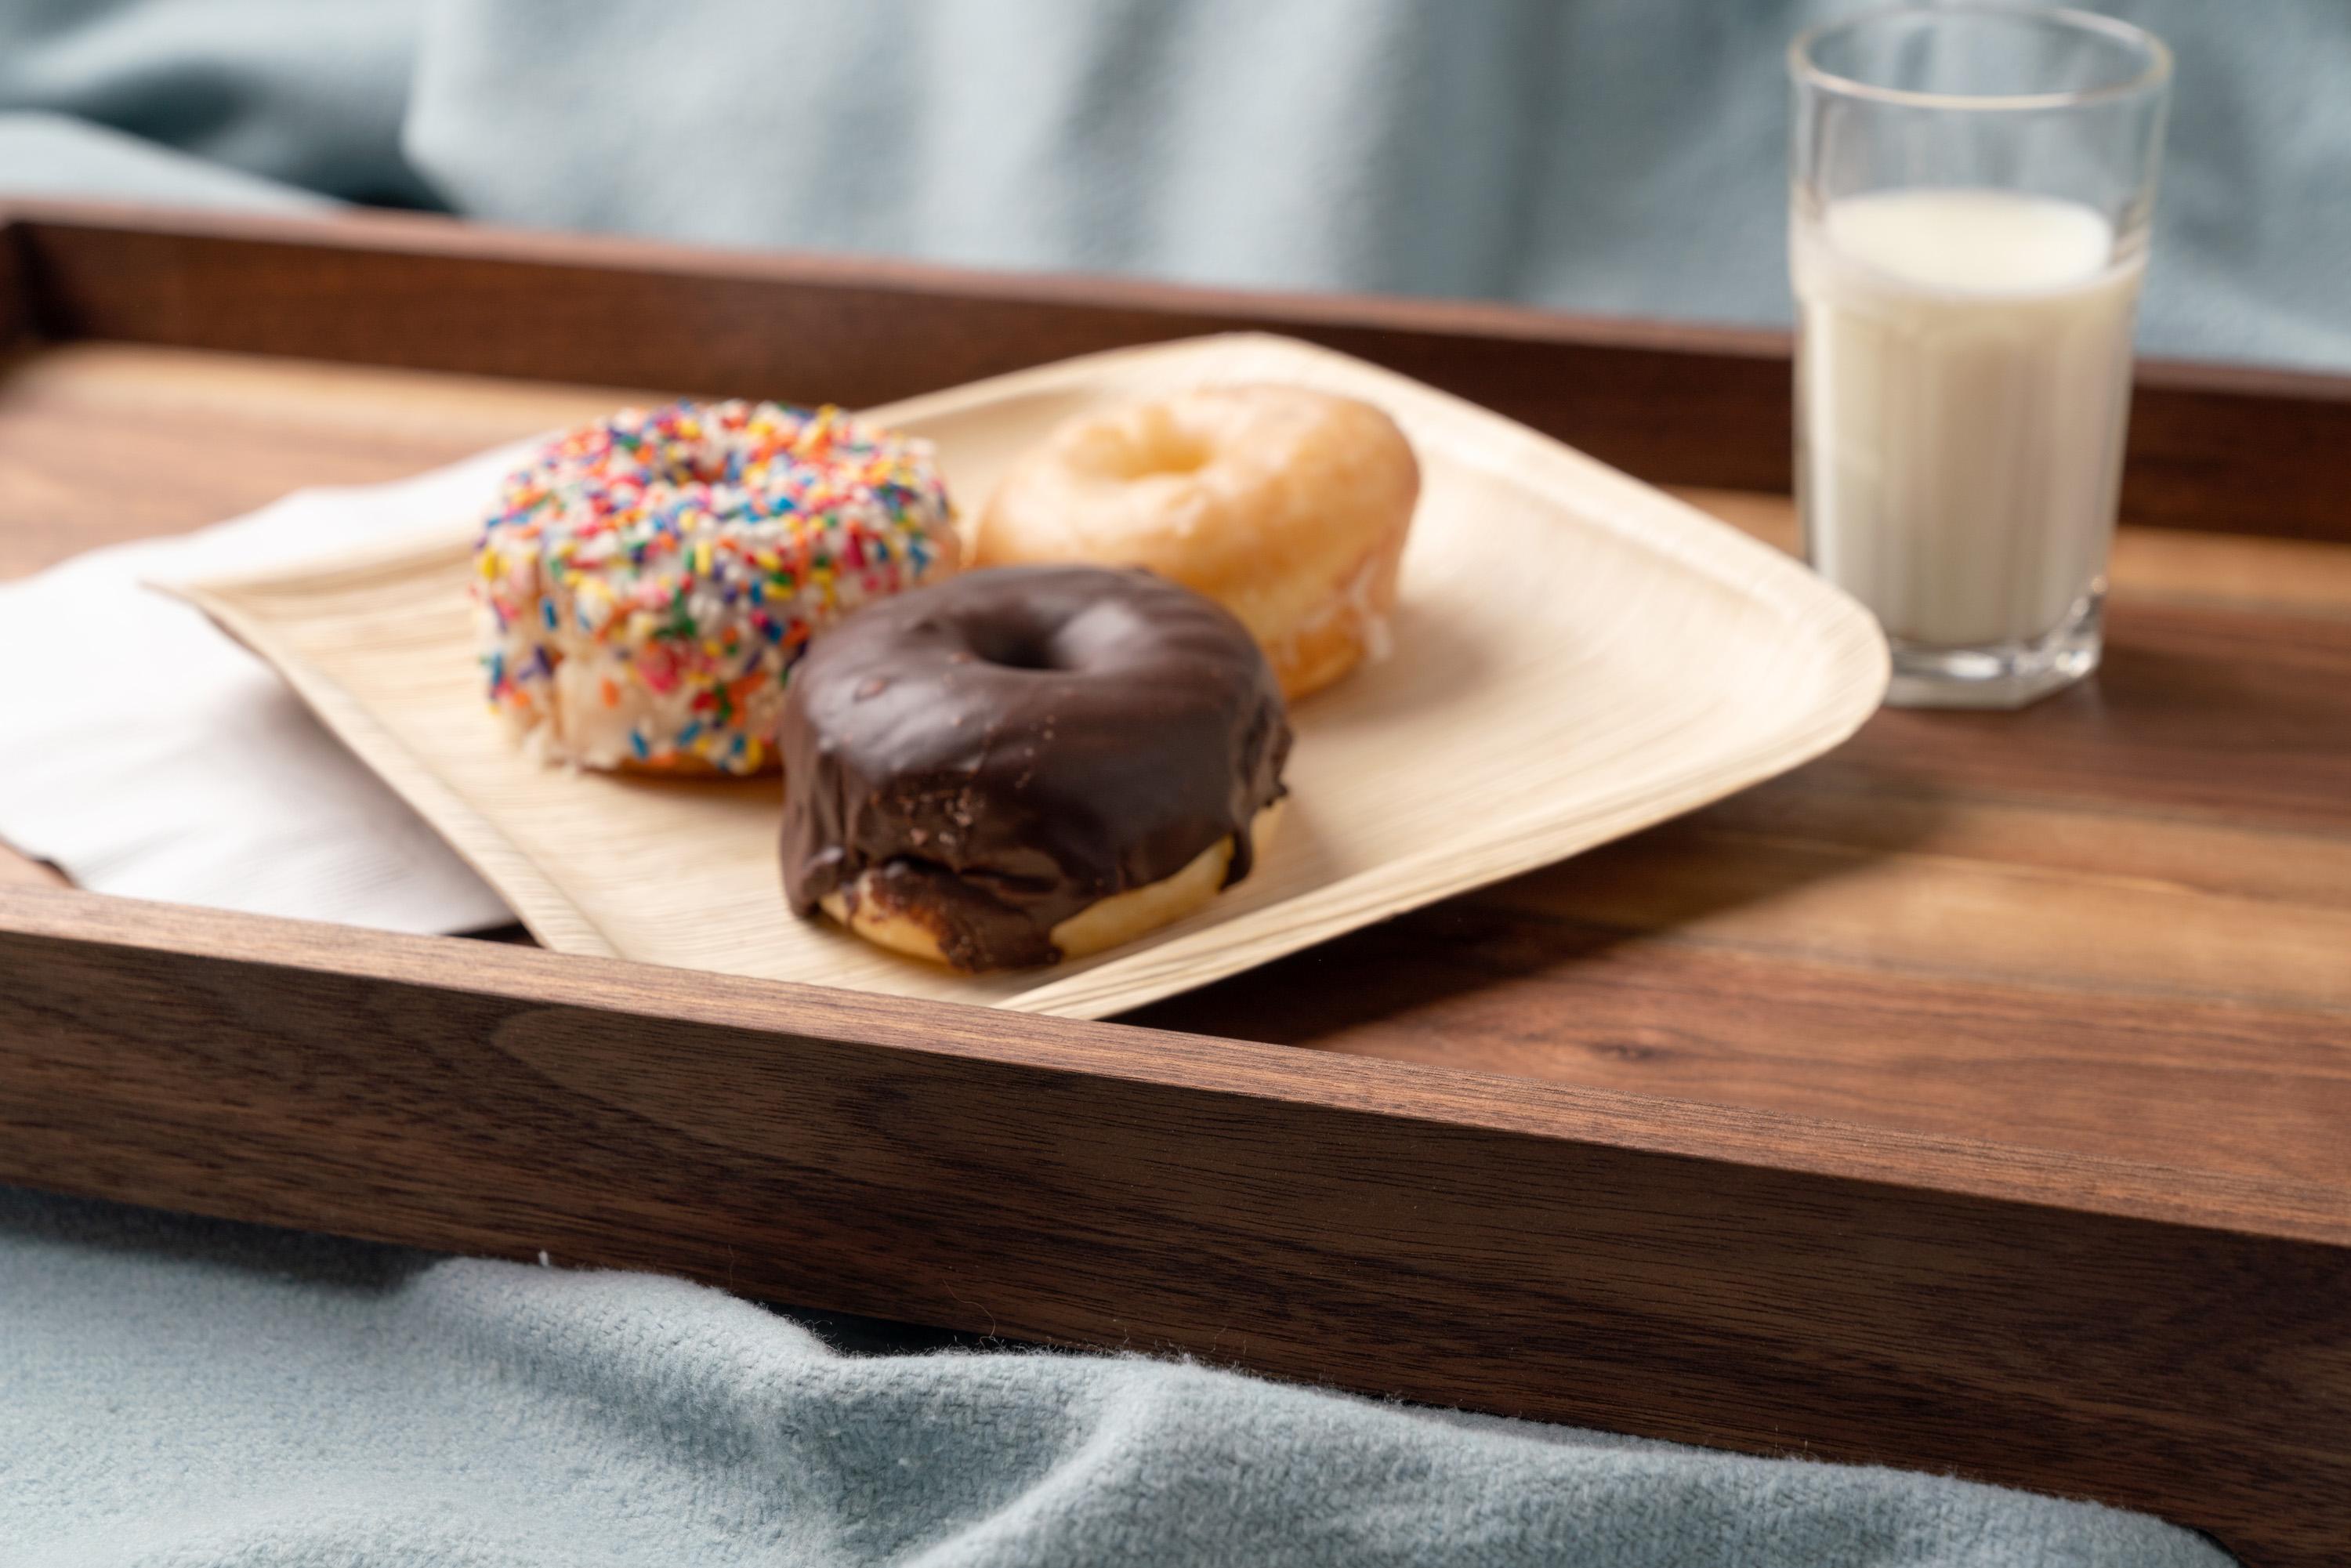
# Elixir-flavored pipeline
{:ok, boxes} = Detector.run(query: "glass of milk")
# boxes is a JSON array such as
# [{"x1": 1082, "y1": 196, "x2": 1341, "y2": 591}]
[{"x1": 1790, "y1": 6, "x2": 2172, "y2": 708}]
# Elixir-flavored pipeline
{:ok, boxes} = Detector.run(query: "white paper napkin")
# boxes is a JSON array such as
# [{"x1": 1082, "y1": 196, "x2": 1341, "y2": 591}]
[{"x1": 0, "y1": 445, "x2": 541, "y2": 934}]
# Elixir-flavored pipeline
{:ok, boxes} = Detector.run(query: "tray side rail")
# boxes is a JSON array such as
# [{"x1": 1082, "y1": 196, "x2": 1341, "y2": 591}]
[
  {"x1": 6, "y1": 201, "x2": 2351, "y2": 542},
  {"x1": 2, "y1": 886, "x2": 2345, "y2": 1568}
]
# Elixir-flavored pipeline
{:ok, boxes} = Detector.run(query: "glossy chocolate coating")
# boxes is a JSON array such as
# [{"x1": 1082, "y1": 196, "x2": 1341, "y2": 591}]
[{"x1": 781, "y1": 566, "x2": 1291, "y2": 971}]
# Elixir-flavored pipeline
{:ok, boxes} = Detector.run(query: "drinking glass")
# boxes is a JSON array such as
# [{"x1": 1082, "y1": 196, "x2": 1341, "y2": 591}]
[{"x1": 1789, "y1": 5, "x2": 2171, "y2": 708}]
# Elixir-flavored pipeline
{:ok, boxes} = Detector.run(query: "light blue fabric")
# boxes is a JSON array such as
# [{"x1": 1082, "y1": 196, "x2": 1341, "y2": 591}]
[
  {"x1": 0, "y1": 4, "x2": 2294, "y2": 1559},
  {"x1": 0, "y1": 1189, "x2": 2230, "y2": 1567},
  {"x1": 0, "y1": 0, "x2": 429, "y2": 205},
  {"x1": 402, "y1": 0, "x2": 2351, "y2": 368},
  {"x1": 5, "y1": 2, "x2": 2349, "y2": 368},
  {"x1": 0, "y1": 110, "x2": 328, "y2": 209}
]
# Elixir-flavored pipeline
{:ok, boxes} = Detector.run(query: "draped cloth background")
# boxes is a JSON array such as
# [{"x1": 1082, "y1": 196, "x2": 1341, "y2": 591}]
[
  {"x1": 0, "y1": 1190, "x2": 2229, "y2": 1566},
  {"x1": 0, "y1": 2, "x2": 2306, "y2": 1563},
  {"x1": 4, "y1": 0, "x2": 2348, "y2": 368}
]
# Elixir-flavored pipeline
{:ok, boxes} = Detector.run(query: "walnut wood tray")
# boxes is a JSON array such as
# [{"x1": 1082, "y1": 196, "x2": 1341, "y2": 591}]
[{"x1": 2, "y1": 202, "x2": 2346, "y2": 1568}]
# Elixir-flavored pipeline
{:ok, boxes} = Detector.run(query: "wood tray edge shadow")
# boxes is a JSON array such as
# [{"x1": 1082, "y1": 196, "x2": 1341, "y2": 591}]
[{"x1": 2, "y1": 884, "x2": 2346, "y2": 1566}]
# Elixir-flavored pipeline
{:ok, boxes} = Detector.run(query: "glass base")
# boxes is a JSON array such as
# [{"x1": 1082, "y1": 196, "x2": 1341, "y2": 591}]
[{"x1": 1883, "y1": 596, "x2": 2103, "y2": 710}]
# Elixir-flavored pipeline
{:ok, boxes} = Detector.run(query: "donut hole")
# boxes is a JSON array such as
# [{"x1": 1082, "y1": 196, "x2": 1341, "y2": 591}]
[
  {"x1": 1083, "y1": 411, "x2": 1215, "y2": 480},
  {"x1": 965, "y1": 621, "x2": 1067, "y2": 672},
  {"x1": 661, "y1": 450, "x2": 735, "y2": 487},
  {"x1": 1122, "y1": 433, "x2": 1211, "y2": 478}
]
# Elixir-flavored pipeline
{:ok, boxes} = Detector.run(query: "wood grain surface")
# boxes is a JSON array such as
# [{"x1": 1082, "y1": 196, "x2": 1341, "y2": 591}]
[
  {"x1": 0, "y1": 341, "x2": 2342, "y2": 1175},
  {"x1": 3, "y1": 344, "x2": 2343, "y2": 1197},
  {"x1": 4, "y1": 209, "x2": 2351, "y2": 1566}
]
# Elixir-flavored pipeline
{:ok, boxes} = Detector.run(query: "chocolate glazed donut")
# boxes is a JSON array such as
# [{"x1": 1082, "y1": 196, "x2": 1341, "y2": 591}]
[{"x1": 781, "y1": 565, "x2": 1292, "y2": 972}]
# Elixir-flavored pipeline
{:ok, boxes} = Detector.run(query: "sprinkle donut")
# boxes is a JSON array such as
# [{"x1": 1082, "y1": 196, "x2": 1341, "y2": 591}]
[{"x1": 472, "y1": 400, "x2": 959, "y2": 774}]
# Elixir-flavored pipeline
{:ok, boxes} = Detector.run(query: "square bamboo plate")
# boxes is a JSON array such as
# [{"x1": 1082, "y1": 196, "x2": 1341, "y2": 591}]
[{"x1": 176, "y1": 332, "x2": 1886, "y2": 1016}]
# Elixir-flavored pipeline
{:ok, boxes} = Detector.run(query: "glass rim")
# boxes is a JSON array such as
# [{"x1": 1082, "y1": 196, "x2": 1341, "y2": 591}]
[{"x1": 1789, "y1": 3, "x2": 2173, "y2": 113}]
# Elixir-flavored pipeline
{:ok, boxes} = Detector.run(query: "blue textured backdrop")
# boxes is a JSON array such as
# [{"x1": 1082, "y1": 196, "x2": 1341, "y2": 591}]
[{"x1": 2, "y1": 0, "x2": 2346, "y2": 368}]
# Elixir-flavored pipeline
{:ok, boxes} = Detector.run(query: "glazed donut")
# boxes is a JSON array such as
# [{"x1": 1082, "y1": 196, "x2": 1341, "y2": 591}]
[
  {"x1": 781, "y1": 565, "x2": 1291, "y2": 972},
  {"x1": 472, "y1": 400, "x2": 958, "y2": 775},
  {"x1": 971, "y1": 385, "x2": 1418, "y2": 700}
]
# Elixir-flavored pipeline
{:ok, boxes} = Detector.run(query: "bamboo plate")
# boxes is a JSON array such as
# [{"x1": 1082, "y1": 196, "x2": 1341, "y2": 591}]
[{"x1": 176, "y1": 332, "x2": 1887, "y2": 1018}]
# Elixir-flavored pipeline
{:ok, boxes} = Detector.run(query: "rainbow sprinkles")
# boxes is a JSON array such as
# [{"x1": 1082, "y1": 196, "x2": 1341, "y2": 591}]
[{"x1": 472, "y1": 400, "x2": 959, "y2": 774}]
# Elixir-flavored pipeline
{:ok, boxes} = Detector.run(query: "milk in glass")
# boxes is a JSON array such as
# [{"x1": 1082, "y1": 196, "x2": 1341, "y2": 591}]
[{"x1": 1793, "y1": 188, "x2": 2143, "y2": 651}]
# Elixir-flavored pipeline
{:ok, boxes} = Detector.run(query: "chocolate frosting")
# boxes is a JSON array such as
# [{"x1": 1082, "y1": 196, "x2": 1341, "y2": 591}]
[{"x1": 781, "y1": 565, "x2": 1291, "y2": 971}]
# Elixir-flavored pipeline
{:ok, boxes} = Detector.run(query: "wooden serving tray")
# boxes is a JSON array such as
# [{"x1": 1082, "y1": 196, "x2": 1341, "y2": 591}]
[{"x1": 2, "y1": 202, "x2": 2346, "y2": 1567}]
